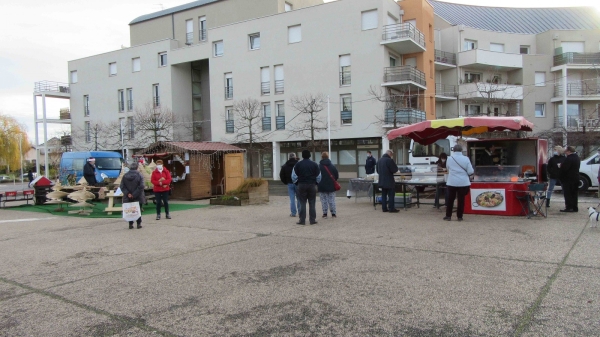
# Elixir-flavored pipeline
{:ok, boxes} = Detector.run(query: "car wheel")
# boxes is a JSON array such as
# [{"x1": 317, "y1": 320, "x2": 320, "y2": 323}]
[{"x1": 578, "y1": 175, "x2": 589, "y2": 191}]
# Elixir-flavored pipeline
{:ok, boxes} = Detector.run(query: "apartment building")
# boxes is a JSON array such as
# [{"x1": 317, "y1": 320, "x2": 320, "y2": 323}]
[{"x1": 66, "y1": 0, "x2": 600, "y2": 179}]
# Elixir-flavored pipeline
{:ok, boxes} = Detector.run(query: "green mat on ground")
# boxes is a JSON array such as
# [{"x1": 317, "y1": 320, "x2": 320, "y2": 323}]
[{"x1": 8, "y1": 202, "x2": 209, "y2": 218}]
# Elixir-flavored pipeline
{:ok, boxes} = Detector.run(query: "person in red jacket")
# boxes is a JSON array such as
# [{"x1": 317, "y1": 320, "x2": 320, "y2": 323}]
[{"x1": 151, "y1": 159, "x2": 172, "y2": 220}]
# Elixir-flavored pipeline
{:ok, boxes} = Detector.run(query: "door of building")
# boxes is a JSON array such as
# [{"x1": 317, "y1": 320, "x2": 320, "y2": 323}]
[{"x1": 224, "y1": 153, "x2": 244, "y2": 192}]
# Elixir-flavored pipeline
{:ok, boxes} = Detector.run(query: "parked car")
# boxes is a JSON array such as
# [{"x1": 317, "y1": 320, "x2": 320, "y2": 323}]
[
  {"x1": 0, "y1": 176, "x2": 10, "y2": 182},
  {"x1": 577, "y1": 151, "x2": 600, "y2": 191}
]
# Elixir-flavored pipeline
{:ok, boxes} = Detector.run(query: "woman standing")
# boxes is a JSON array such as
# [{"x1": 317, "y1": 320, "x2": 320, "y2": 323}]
[
  {"x1": 318, "y1": 152, "x2": 339, "y2": 218},
  {"x1": 151, "y1": 159, "x2": 172, "y2": 220},
  {"x1": 546, "y1": 145, "x2": 565, "y2": 207},
  {"x1": 120, "y1": 162, "x2": 145, "y2": 229},
  {"x1": 444, "y1": 145, "x2": 474, "y2": 221}
]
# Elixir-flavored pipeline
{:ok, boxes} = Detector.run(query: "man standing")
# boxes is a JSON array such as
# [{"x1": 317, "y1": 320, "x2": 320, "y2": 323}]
[
  {"x1": 292, "y1": 150, "x2": 321, "y2": 225},
  {"x1": 365, "y1": 151, "x2": 377, "y2": 175},
  {"x1": 559, "y1": 146, "x2": 581, "y2": 212},
  {"x1": 83, "y1": 157, "x2": 98, "y2": 186},
  {"x1": 546, "y1": 146, "x2": 565, "y2": 207},
  {"x1": 376, "y1": 149, "x2": 399, "y2": 213},
  {"x1": 280, "y1": 153, "x2": 300, "y2": 217}
]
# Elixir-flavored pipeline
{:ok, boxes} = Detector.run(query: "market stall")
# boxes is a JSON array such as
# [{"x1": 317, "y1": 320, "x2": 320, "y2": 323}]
[{"x1": 136, "y1": 141, "x2": 246, "y2": 200}]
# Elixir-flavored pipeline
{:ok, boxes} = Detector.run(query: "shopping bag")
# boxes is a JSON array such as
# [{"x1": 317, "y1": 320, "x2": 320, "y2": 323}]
[{"x1": 123, "y1": 202, "x2": 141, "y2": 222}]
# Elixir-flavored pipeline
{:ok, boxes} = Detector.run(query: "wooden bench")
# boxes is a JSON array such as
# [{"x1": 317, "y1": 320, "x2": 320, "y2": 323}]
[
  {"x1": 0, "y1": 190, "x2": 35, "y2": 208},
  {"x1": 104, "y1": 191, "x2": 123, "y2": 215}
]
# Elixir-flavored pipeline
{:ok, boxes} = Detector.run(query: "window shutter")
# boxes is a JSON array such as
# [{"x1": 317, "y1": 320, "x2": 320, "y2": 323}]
[
  {"x1": 561, "y1": 41, "x2": 584, "y2": 53},
  {"x1": 490, "y1": 43, "x2": 504, "y2": 52},
  {"x1": 275, "y1": 65, "x2": 284, "y2": 81},
  {"x1": 361, "y1": 10, "x2": 377, "y2": 30},
  {"x1": 261, "y1": 67, "x2": 270, "y2": 82},
  {"x1": 71, "y1": 71, "x2": 77, "y2": 83},
  {"x1": 132, "y1": 58, "x2": 140, "y2": 72},
  {"x1": 288, "y1": 25, "x2": 301, "y2": 43},
  {"x1": 535, "y1": 72, "x2": 546, "y2": 86},
  {"x1": 339, "y1": 55, "x2": 351, "y2": 67}
]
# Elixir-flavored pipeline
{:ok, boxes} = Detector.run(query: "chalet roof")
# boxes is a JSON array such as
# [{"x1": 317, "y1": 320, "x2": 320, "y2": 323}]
[{"x1": 138, "y1": 141, "x2": 245, "y2": 155}]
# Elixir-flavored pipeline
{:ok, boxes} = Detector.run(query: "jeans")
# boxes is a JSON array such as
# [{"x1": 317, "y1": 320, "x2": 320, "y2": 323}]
[
  {"x1": 546, "y1": 178, "x2": 559, "y2": 200},
  {"x1": 446, "y1": 186, "x2": 470, "y2": 219},
  {"x1": 155, "y1": 191, "x2": 170, "y2": 215},
  {"x1": 381, "y1": 188, "x2": 396, "y2": 211},
  {"x1": 287, "y1": 183, "x2": 301, "y2": 216},
  {"x1": 297, "y1": 183, "x2": 317, "y2": 223}
]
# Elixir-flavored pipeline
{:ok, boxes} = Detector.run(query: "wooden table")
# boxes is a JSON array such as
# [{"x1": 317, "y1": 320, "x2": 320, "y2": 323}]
[{"x1": 104, "y1": 191, "x2": 122, "y2": 215}]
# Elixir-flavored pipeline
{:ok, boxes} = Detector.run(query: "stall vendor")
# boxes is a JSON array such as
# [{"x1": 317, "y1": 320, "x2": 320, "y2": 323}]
[{"x1": 480, "y1": 145, "x2": 500, "y2": 166}]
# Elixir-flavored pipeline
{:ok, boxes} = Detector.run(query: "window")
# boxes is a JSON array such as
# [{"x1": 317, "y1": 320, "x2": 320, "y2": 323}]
[
  {"x1": 556, "y1": 103, "x2": 581, "y2": 127},
  {"x1": 341, "y1": 94, "x2": 352, "y2": 125},
  {"x1": 339, "y1": 55, "x2": 351, "y2": 86},
  {"x1": 214, "y1": 40, "x2": 223, "y2": 56},
  {"x1": 389, "y1": 56, "x2": 397, "y2": 67},
  {"x1": 153, "y1": 84, "x2": 160, "y2": 107},
  {"x1": 464, "y1": 104, "x2": 481, "y2": 116},
  {"x1": 361, "y1": 10, "x2": 377, "y2": 30},
  {"x1": 70, "y1": 71, "x2": 78, "y2": 84},
  {"x1": 85, "y1": 122, "x2": 91, "y2": 142},
  {"x1": 339, "y1": 150, "x2": 357, "y2": 165},
  {"x1": 126, "y1": 88, "x2": 133, "y2": 111},
  {"x1": 276, "y1": 102, "x2": 285, "y2": 130},
  {"x1": 158, "y1": 52, "x2": 167, "y2": 67},
  {"x1": 109, "y1": 62, "x2": 117, "y2": 76},
  {"x1": 535, "y1": 103, "x2": 545, "y2": 117},
  {"x1": 83, "y1": 95, "x2": 90, "y2": 116},
  {"x1": 535, "y1": 72, "x2": 546, "y2": 86},
  {"x1": 249, "y1": 33, "x2": 260, "y2": 50},
  {"x1": 464, "y1": 39, "x2": 477, "y2": 51},
  {"x1": 128, "y1": 117, "x2": 135, "y2": 139},
  {"x1": 225, "y1": 106, "x2": 234, "y2": 133},
  {"x1": 132, "y1": 57, "x2": 141, "y2": 72},
  {"x1": 520, "y1": 45, "x2": 530, "y2": 54},
  {"x1": 186, "y1": 19, "x2": 193, "y2": 44},
  {"x1": 275, "y1": 65, "x2": 284, "y2": 94},
  {"x1": 199, "y1": 16, "x2": 207, "y2": 41},
  {"x1": 288, "y1": 25, "x2": 301, "y2": 43},
  {"x1": 490, "y1": 43, "x2": 504, "y2": 52},
  {"x1": 118, "y1": 90, "x2": 124, "y2": 112},
  {"x1": 261, "y1": 67, "x2": 270, "y2": 95},
  {"x1": 284, "y1": 2, "x2": 292, "y2": 11},
  {"x1": 464, "y1": 72, "x2": 481, "y2": 83},
  {"x1": 262, "y1": 103, "x2": 271, "y2": 131},
  {"x1": 225, "y1": 73, "x2": 233, "y2": 99}
]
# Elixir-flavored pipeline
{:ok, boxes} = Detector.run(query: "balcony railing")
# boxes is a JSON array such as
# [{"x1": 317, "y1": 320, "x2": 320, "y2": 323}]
[
  {"x1": 262, "y1": 117, "x2": 271, "y2": 131},
  {"x1": 554, "y1": 83, "x2": 600, "y2": 97},
  {"x1": 34, "y1": 81, "x2": 70, "y2": 93},
  {"x1": 225, "y1": 86, "x2": 233, "y2": 99},
  {"x1": 341, "y1": 110, "x2": 352, "y2": 125},
  {"x1": 382, "y1": 23, "x2": 426, "y2": 49},
  {"x1": 84, "y1": 106, "x2": 90, "y2": 116},
  {"x1": 261, "y1": 81, "x2": 270, "y2": 95},
  {"x1": 226, "y1": 120, "x2": 234, "y2": 133},
  {"x1": 435, "y1": 83, "x2": 458, "y2": 97},
  {"x1": 384, "y1": 108, "x2": 426, "y2": 125},
  {"x1": 127, "y1": 100, "x2": 133, "y2": 111},
  {"x1": 186, "y1": 32, "x2": 193, "y2": 45},
  {"x1": 340, "y1": 71, "x2": 351, "y2": 86},
  {"x1": 118, "y1": 101, "x2": 125, "y2": 112},
  {"x1": 383, "y1": 66, "x2": 426, "y2": 87},
  {"x1": 153, "y1": 96, "x2": 160, "y2": 107},
  {"x1": 276, "y1": 116, "x2": 285, "y2": 130},
  {"x1": 554, "y1": 116, "x2": 582, "y2": 128},
  {"x1": 554, "y1": 52, "x2": 600, "y2": 66},
  {"x1": 275, "y1": 80, "x2": 284, "y2": 94},
  {"x1": 199, "y1": 29, "x2": 207, "y2": 41},
  {"x1": 434, "y1": 49, "x2": 457, "y2": 65}
]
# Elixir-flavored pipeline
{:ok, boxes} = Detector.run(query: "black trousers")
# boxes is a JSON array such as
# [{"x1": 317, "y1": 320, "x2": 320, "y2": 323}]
[
  {"x1": 381, "y1": 188, "x2": 396, "y2": 211},
  {"x1": 562, "y1": 180, "x2": 579, "y2": 211},
  {"x1": 446, "y1": 186, "x2": 470, "y2": 218},
  {"x1": 155, "y1": 191, "x2": 170, "y2": 215},
  {"x1": 297, "y1": 183, "x2": 317, "y2": 223}
]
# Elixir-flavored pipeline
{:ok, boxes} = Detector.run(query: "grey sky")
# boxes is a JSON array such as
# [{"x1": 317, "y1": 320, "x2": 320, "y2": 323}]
[{"x1": 1, "y1": 0, "x2": 597, "y2": 144}]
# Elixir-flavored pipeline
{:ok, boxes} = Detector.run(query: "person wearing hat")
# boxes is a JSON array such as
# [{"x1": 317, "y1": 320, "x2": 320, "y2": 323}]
[
  {"x1": 559, "y1": 146, "x2": 581, "y2": 212},
  {"x1": 546, "y1": 145, "x2": 566, "y2": 208},
  {"x1": 83, "y1": 157, "x2": 98, "y2": 186},
  {"x1": 444, "y1": 144, "x2": 474, "y2": 221},
  {"x1": 120, "y1": 162, "x2": 145, "y2": 229},
  {"x1": 291, "y1": 150, "x2": 322, "y2": 225},
  {"x1": 279, "y1": 152, "x2": 301, "y2": 217}
]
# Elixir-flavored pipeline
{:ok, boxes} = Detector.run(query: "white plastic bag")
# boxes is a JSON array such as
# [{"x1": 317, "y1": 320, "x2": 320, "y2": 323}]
[{"x1": 122, "y1": 202, "x2": 141, "y2": 222}]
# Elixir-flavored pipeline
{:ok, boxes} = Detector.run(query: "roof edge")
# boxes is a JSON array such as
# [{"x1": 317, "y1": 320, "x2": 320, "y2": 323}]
[{"x1": 130, "y1": 0, "x2": 222, "y2": 25}]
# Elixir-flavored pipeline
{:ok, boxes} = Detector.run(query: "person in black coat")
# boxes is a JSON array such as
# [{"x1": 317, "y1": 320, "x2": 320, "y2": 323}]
[
  {"x1": 546, "y1": 146, "x2": 566, "y2": 207},
  {"x1": 376, "y1": 150, "x2": 399, "y2": 213},
  {"x1": 120, "y1": 162, "x2": 145, "y2": 229},
  {"x1": 318, "y1": 152, "x2": 339, "y2": 218},
  {"x1": 83, "y1": 157, "x2": 98, "y2": 186},
  {"x1": 279, "y1": 153, "x2": 300, "y2": 217},
  {"x1": 365, "y1": 151, "x2": 377, "y2": 175},
  {"x1": 559, "y1": 146, "x2": 581, "y2": 212},
  {"x1": 291, "y1": 150, "x2": 322, "y2": 225}
]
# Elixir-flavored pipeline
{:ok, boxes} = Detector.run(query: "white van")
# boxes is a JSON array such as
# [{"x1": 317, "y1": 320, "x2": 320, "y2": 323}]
[
  {"x1": 409, "y1": 136, "x2": 474, "y2": 165},
  {"x1": 577, "y1": 151, "x2": 600, "y2": 191}
]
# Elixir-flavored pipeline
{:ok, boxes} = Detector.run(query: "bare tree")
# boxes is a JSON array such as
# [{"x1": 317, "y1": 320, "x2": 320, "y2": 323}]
[
  {"x1": 288, "y1": 93, "x2": 332, "y2": 158},
  {"x1": 367, "y1": 86, "x2": 421, "y2": 130},
  {"x1": 71, "y1": 120, "x2": 109, "y2": 151},
  {"x1": 132, "y1": 101, "x2": 176, "y2": 147}
]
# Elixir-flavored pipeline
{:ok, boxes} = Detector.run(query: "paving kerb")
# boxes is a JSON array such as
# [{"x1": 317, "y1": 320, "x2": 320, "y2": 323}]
[{"x1": 0, "y1": 194, "x2": 598, "y2": 336}]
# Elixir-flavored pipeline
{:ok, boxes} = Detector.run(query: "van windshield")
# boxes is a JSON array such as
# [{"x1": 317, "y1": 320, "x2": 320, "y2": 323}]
[
  {"x1": 412, "y1": 139, "x2": 450, "y2": 157},
  {"x1": 95, "y1": 157, "x2": 122, "y2": 170}
]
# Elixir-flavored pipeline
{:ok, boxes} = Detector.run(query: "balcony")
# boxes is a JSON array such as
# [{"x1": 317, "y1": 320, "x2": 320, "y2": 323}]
[
  {"x1": 381, "y1": 23, "x2": 426, "y2": 54},
  {"x1": 34, "y1": 81, "x2": 70, "y2": 98},
  {"x1": 458, "y1": 49, "x2": 522, "y2": 71},
  {"x1": 185, "y1": 32, "x2": 193, "y2": 45},
  {"x1": 459, "y1": 82, "x2": 524, "y2": 101},
  {"x1": 552, "y1": 83, "x2": 600, "y2": 101},
  {"x1": 382, "y1": 65, "x2": 426, "y2": 91},
  {"x1": 554, "y1": 52, "x2": 600, "y2": 67},
  {"x1": 127, "y1": 100, "x2": 133, "y2": 111},
  {"x1": 276, "y1": 116, "x2": 285, "y2": 130},
  {"x1": 262, "y1": 117, "x2": 271, "y2": 131},
  {"x1": 199, "y1": 29, "x2": 207, "y2": 42},
  {"x1": 275, "y1": 80, "x2": 284, "y2": 94},
  {"x1": 153, "y1": 96, "x2": 160, "y2": 107},
  {"x1": 261, "y1": 81, "x2": 270, "y2": 95},
  {"x1": 554, "y1": 116, "x2": 584, "y2": 129},
  {"x1": 118, "y1": 101, "x2": 125, "y2": 112},
  {"x1": 384, "y1": 108, "x2": 426, "y2": 126},
  {"x1": 225, "y1": 86, "x2": 233, "y2": 100},
  {"x1": 226, "y1": 120, "x2": 234, "y2": 133},
  {"x1": 435, "y1": 83, "x2": 458, "y2": 101},
  {"x1": 434, "y1": 50, "x2": 457, "y2": 70}
]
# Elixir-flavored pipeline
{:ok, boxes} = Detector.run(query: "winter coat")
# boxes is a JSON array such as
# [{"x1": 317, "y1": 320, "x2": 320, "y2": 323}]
[
  {"x1": 547, "y1": 155, "x2": 566, "y2": 180},
  {"x1": 292, "y1": 159, "x2": 321, "y2": 185},
  {"x1": 318, "y1": 159, "x2": 339, "y2": 193},
  {"x1": 83, "y1": 162, "x2": 97, "y2": 186},
  {"x1": 151, "y1": 168, "x2": 172, "y2": 192},
  {"x1": 376, "y1": 153, "x2": 399, "y2": 189},
  {"x1": 365, "y1": 156, "x2": 377, "y2": 174},
  {"x1": 559, "y1": 153, "x2": 580, "y2": 184},
  {"x1": 446, "y1": 152, "x2": 474, "y2": 187},
  {"x1": 120, "y1": 170, "x2": 145, "y2": 203},
  {"x1": 279, "y1": 159, "x2": 298, "y2": 185}
]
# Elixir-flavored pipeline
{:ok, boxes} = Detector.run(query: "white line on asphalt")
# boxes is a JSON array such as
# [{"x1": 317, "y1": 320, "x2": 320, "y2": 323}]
[{"x1": 0, "y1": 217, "x2": 57, "y2": 224}]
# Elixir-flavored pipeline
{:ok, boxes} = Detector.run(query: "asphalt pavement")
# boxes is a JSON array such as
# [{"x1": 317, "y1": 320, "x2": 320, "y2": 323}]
[{"x1": 0, "y1": 193, "x2": 599, "y2": 336}]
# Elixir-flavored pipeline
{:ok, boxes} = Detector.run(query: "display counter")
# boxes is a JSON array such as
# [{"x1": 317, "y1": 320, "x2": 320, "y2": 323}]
[{"x1": 464, "y1": 182, "x2": 529, "y2": 216}]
